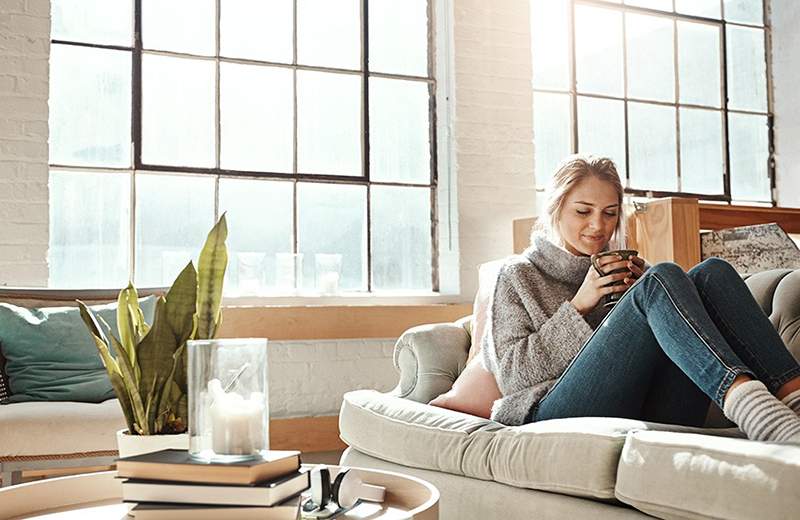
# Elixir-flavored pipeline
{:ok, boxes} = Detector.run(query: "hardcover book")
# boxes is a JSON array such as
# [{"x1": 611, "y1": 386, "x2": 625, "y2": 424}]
[
  {"x1": 121, "y1": 469, "x2": 309, "y2": 507},
  {"x1": 116, "y1": 449, "x2": 301, "y2": 485},
  {"x1": 127, "y1": 494, "x2": 303, "y2": 520}
]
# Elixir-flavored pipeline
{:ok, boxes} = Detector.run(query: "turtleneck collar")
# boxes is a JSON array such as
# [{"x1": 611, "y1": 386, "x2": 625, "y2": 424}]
[{"x1": 523, "y1": 233, "x2": 593, "y2": 284}]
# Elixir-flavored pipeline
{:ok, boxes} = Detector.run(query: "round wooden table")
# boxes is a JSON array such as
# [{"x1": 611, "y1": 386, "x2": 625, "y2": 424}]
[{"x1": 0, "y1": 466, "x2": 439, "y2": 520}]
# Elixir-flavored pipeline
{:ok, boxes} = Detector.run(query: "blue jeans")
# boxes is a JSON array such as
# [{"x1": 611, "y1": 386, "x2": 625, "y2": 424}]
[{"x1": 531, "y1": 258, "x2": 800, "y2": 427}]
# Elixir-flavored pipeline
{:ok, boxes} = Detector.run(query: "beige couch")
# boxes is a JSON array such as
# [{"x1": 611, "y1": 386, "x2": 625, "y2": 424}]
[
  {"x1": 338, "y1": 268, "x2": 800, "y2": 519},
  {"x1": 0, "y1": 288, "x2": 160, "y2": 487}
]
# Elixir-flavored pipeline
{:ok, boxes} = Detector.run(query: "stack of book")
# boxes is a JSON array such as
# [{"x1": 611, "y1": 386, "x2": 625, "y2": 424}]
[{"x1": 117, "y1": 449, "x2": 308, "y2": 520}]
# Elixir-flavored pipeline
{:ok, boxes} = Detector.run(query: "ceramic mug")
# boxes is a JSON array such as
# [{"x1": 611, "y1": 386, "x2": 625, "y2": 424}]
[{"x1": 590, "y1": 249, "x2": 639, "y2": 308}]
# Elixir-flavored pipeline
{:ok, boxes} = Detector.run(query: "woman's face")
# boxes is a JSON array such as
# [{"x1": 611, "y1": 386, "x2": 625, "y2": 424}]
[{"x1": 556, "y1": 176, "x2": 620, "y2": 257}]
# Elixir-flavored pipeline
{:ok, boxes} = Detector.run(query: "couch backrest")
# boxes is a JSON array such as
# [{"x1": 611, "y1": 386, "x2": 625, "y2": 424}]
[
  {"x1": 743, "y1": 269, "x2": 800, "y2": 360},
  {"x1": 0, "y1": 287, "x2": 165, "y2": 308}
]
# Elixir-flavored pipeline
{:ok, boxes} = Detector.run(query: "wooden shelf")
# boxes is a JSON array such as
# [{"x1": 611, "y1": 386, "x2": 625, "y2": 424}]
[{"x1": 698, "y1": 203, "x2": 800, "y2": 234}]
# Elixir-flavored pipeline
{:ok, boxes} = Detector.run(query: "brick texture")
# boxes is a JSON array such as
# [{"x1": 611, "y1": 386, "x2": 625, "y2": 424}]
[
  {"x1": 268, "y1": 338, "x2": 397, "y2": 418},
  {"x1": 453, "y1": 0, "x2": 537, "y2": 298},
  {"x1": 770, "y1": 0, "x2": 800, "y2": 208},
  {"x1": 0, "y1": 0, "x2": 50, "y2": 286}
]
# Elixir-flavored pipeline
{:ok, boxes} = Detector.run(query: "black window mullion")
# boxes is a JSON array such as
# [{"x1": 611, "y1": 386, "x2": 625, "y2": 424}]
[
  {"x1": 131, "y1": 0, "x2": 143, "y2": 282},
  {"x1": 363, "y1": 0, "x2": 373, "y2": 292},
  {"x1": 720, "y1": 16, "x2": 732, "y2": 201},
  {"x1": 132, "y1": 0, "x2": 143, "y2": 171}
]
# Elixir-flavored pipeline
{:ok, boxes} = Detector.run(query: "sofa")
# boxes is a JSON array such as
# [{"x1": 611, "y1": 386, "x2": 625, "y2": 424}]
[
  {"x1": 0, "y1": 288, "x2": 160, "y2": 487},
  {"x1": 338, "y1": 268, "x2": 800, "y2": 519}
]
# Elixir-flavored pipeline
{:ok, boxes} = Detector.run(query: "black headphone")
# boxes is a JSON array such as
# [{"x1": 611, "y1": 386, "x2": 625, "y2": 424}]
[{"x1": 307, "y1": 465, "x2": 386, "y2": 512}]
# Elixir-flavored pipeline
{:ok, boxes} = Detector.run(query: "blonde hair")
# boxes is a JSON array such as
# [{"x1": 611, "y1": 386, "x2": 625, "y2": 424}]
[{"x1": 534, "y1": 154, "x2": 626, "y2": 249}]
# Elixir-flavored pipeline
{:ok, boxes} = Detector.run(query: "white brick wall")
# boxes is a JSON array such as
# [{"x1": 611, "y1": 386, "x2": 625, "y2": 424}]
[
  {"x1": 0, "y1": 0, "x2": 50, "y2": 286},
  {"x1": 770, "y1": 0, "x2": 800, "y2": 208},
  {"x1": 269, "y1": 338, "x2": 397, "y2": 418},
  {"x1": 452, "y1": 0, "x2": 537, "y2": 299}
]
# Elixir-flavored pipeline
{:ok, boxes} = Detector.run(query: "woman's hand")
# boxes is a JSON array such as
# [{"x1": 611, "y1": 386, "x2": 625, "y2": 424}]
[
  {"x1": 570, "y1": 255, "x2": 630, "y2": 316},
  {"x1": 623, "y1": 256, "x2": 648, "y2": 286}
]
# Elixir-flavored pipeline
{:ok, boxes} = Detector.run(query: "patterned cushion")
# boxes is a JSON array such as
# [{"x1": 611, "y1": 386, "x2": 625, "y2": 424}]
[{"x1": 0, "y1": 349, "x2": 10, "y2": 402}]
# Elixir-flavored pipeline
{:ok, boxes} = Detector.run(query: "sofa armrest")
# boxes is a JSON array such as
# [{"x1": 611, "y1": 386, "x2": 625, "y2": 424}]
[{"x1": 390, "y1": 316, "x2": 472, "y2": 403}]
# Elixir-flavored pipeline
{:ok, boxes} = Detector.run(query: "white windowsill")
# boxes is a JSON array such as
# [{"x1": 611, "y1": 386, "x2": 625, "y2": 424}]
[{"x1": 222, "y1": 290, "x2": 467, "y2": 307}]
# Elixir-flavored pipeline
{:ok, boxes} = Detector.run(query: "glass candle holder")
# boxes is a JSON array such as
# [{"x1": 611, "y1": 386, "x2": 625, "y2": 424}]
[
  {"x1": 275, "y1": 252, "x2": 303, "y2": 292},
  {"x1": 188, "y1": 338, "x2": 269, "y2": 462},
  {"x1": 315, "y1": 253, "x2": 342, "y2": 295},
  {"x1": 237, "y1": 252, "x2": 266, "y2": 295}
]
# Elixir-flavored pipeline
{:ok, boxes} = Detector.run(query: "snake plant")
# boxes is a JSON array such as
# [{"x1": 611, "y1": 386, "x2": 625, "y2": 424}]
[{"x1": 78, "y1": 214, "x2": 228, "y2": 435}]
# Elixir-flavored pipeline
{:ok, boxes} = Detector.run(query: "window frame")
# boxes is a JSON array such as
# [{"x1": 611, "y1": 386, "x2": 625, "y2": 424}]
[
  {"x1": 49, "y1": 0, "x2": 441, "y2": 293},
  {"x1": 531, "y1": 0, "x2": 774, "y2": 205}
]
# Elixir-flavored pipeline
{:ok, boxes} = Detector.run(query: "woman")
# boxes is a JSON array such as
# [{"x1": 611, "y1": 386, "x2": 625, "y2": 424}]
[{"x1": 482, "y1": 155, "x2": 800, "y2": 443}]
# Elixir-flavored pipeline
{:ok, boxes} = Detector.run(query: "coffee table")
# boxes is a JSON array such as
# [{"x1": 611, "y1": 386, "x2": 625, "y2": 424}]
[{"x1": 0, "y1": 466, "x2": 439, "y2": 520}]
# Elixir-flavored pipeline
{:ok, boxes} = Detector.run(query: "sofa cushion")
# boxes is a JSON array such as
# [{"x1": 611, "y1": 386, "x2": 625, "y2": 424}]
[
  {"x1": 341, "y1": 390, "x2": 741, "y2": 500},
  {"x1": 615, "y1": 430, "x2": 800, "y2": 520},
  {"x1": 342, "y1": 447, "x2": 653, "y2": 520},
  {"x1": 0, "y1": 398, "x2": 126, "y2": 457},
  {"x1": 0, "y1": 296, "x2": 156, "y2": 403}
]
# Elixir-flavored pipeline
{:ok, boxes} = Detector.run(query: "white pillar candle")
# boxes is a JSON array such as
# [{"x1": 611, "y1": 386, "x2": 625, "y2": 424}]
[{"x1": 207, "y1": 379, "x2": 266, "y2": 456}]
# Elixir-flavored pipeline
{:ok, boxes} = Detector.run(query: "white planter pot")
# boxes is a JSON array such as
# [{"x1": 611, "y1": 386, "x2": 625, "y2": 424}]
[{"x1": 116, "y1": 429, "x2": 190, "y2": 459}]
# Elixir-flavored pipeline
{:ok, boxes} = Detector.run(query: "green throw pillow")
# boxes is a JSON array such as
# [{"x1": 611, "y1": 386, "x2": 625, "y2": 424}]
[{"x1": 0, "y1": 296, "x2": 156, "y2": 404}]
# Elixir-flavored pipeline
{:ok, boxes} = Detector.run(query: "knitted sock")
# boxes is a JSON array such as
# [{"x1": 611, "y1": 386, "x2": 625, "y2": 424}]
[
  {"x1": 723, "y1": 380, "x2": 800, "y2": 443},
  {"x1": 781, "y1": 388, "x2": 800, "y2": 416}
]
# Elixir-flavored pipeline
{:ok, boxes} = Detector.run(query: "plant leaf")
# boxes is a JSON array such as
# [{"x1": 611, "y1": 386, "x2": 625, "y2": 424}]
[
  {"x1": 117, "y1": 284, "x2": 137, "y2": 362},
  {"x1": 108, "y1": 333, "x2": 149, "y2": 434},
  {"x1": 136, "y1": 266, "x2": 196, "y2": 433},
  {"x1": 196, "y1": 213, "x2": 228, "y2": 339}
]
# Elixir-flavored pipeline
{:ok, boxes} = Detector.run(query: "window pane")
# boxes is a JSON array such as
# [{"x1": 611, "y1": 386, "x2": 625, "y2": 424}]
[
  {"x1": 728, "y1": 113, "x2": 770, "y2": 201},
  {"x1": 371, "y1": 186, "x2": 431, "y2": 291},
  {"x1": 369, "y1": 0, "x2": 428, "y2": 76},
  {"x1": 49, "y1": 170, "x2": 130, "y2": 289},
  {"x1": 142, "y1": 54, "x2": 216, "y2": 168},
  {"x1": 675, "y1": 0, "x2": 722, "y2": 18},
  {"x1": 141, "y1": 0, "x2": 215, "y2": 55},
  {"x1": 220, "y1": 0, "x2": 293, "y2": 63},
  {"x1": 628, "y1": 102, "x2": 677, "y2": 191},
  {"x1": 220, "y1": 63, "x2": 293, "y2": 173},
  {"x1": 530, "y1": 0, "x2": 570, "y2": 90},
  {"x1": 679, "y1": 108, "x2": 724, "y2": 194},
  {"x1": 369, "y1": 78, "x2": 430, "y2": 184},
  {"x1": 297, "y1": 183, "x2": 367, "y2": 291},
  {"x1": 533, "y1": 92, "x2": 572, "y2": 187},
  {"x1": 726, "y1": 26, "x2": 767, "y2": 112},
  {"x1": 49, "y1": 45, "x2": 131, "y2": 167},
  {"x1": 297, "y1": 0, "x2": 360, "y2": 70},
  {"x1": 577, "y1": 96, "x2": 626, "y2": 179},
  {"x1": 624, "y1": 0, "x2": 672, "y2": 11},
  {"x1": 678, "y1": 21, "x2": 721, "y2": 108},
  {"x1": 51, "y1": 0, "x2": 133, "y2": 46},
  {"x1": 297, "y1": 71, "x2": 362, "y2": 176},
  {"x1": 218, "y1": 179, "x2": 293, "y2": 293},
  {"x1": 134, "y1": 174, "x2": 216, "y2": 287},
  {"x1": 724, "y1": 0, "x2": 763, "y2": 25},
  {"x1": 575, "y1": 5, "x2": 624, "y2": 97},
  {"x1": 626, "y1": 13, "x2": 674, "y2": 102}
]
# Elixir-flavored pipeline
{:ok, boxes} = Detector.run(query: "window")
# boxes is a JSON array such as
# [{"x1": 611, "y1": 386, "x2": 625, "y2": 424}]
[
  {"x1": 48, "y1": 0, "x2": 437, "y2": 294},
  {"x1": 530, "y1": 0, "x2": 772, "y2": 204}
]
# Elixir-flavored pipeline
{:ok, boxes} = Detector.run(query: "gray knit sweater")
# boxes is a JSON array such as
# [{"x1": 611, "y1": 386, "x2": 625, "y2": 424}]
[{"x1": 482, "y1": 234, "x2": 610, "y2": 425}]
